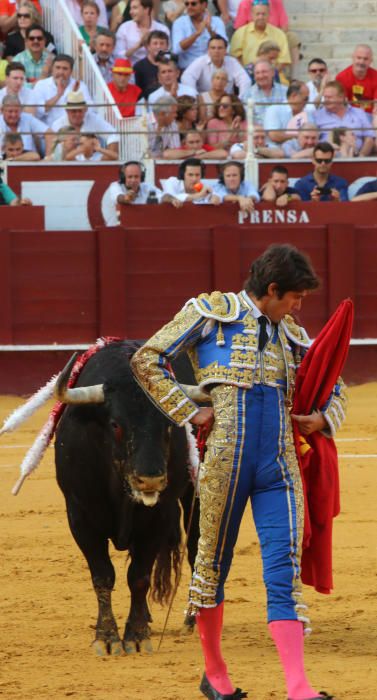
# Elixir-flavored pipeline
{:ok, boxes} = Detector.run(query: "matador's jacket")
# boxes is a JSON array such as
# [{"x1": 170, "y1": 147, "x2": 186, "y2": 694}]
[{"x1": 131, "y1": 290, "x2": 346, "y2": 622}]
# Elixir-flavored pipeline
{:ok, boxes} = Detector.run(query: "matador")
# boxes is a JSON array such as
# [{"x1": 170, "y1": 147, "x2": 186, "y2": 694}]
[{"x1": 131, "y1": 244, "x2": 346, "y2": 700}]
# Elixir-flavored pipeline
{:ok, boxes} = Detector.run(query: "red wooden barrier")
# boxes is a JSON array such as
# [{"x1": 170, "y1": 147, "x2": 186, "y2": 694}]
[
  {"x1": 0, "y1": 203, "x2": 376, "y2": 392},
  {"x1": 0, "y1": 206, "x2": 45, "y2": 230},
  {"x1": 6, "y1": 161, "x2": 377, "y2": 230}
]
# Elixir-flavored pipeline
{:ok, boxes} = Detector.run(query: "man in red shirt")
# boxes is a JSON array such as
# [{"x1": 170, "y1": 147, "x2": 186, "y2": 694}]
[
  {"x1": 107, "y1": 58, "x2": 142, "y2": 118},
  {"x1": 336, "y1": 44, "x2": 377, "y2": 113}
]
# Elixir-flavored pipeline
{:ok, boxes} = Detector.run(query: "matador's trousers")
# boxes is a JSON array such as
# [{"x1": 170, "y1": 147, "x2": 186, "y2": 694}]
[{"x1": 188, "y1": 383, "x2": 307, "y2": 624}]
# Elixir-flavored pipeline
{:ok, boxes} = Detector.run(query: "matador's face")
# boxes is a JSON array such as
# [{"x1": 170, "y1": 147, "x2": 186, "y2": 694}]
[{"x1": 263, "y1": 288, "x2": 308, "y2": 323}]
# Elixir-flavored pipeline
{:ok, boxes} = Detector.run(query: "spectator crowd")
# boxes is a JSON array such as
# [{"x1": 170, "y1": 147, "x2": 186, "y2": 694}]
[{"x1": 1, "y1": 0, "x2": 377, "y2": 212}]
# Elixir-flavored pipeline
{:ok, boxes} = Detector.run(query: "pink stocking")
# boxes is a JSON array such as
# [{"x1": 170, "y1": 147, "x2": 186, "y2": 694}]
[
  {"x1": 197, "y1": 602, "x2": 235, "y2": 694},
  {"x1": 269, "y1": 620, "x2": 318, "y2": 700}
]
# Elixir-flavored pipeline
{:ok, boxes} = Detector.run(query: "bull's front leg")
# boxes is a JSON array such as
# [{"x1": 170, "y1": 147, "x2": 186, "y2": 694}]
[
  {"x1": 66, "y1": 502, "x2": 124, "y2": 656},
  {"x1": 92, "y1": 582, "x2": 124, "y2": 657},
  {"x1": 123, "y1": 544, "x2": 157, "y2": 654}
]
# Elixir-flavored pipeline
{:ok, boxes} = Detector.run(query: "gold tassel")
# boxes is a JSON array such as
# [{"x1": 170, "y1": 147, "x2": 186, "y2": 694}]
[
  {"x1": 299, "y1": 435, "x2": 312, "y2": 456},
  {"x1": 216, "y1": 322, "x2": 225, "y2": 346}
]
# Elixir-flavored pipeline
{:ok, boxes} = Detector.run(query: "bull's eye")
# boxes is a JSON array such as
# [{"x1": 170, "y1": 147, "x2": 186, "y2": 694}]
[{"x1": 110, "y1": 420, "x2": 123, "y2": 442}]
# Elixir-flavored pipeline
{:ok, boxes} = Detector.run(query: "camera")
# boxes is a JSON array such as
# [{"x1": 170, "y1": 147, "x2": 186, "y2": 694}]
[
  {"x1": 316, "y1": 185, "x2": 331, "y2": 196},
  {"x1": 156, "y1": 50, "x2": 178, "y2": 64}
]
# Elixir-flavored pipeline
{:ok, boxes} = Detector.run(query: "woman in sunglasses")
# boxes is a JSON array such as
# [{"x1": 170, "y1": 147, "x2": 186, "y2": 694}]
[
  {"x1": 206, "y1": 94, "x2": 247, "y2": 150},
  {"x1": 4, "y1": 1, "x2": 55, "y2": 60}
]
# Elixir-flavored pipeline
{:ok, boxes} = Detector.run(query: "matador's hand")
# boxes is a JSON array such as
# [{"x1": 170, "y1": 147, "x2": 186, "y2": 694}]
[
  {"x1": 190, "y1": 407, "x2": 214, "y2": 429},
  {"x1": 291, "y1": 409, "x2": 327, "y2": 435}
]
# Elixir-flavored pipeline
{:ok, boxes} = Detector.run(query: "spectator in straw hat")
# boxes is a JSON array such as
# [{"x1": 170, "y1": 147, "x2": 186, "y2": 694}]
[
  {"x1": 107, "y1": 57, "x2": 142, "y2": 117},
  {"x1": 50, "y1": 90, "x2": 119, "y2": 158}
]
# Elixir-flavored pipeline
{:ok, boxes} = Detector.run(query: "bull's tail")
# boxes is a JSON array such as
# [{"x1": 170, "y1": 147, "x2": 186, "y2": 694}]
[{"x1": 150, "y1": 507, "x2": 181, "y2": 606}]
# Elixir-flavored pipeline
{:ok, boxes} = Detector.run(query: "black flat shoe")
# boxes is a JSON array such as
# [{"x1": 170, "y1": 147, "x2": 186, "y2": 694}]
[
  {"x1": 200, "y1": 673, "x2": 248, "y2": 699},
  {"x1": 288, "y1": 693, "x2": 335, "y2": 700}
]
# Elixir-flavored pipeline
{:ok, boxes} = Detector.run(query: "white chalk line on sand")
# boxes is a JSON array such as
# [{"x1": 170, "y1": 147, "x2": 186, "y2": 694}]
[
  {"x1": 336, "y1": 437, "x2": 375, "y2": 442},
  {"x1": 0, "y1": 444, "x2": 53, "y2": 449},
  {"x1": 339, "y1": 454, "x2": 377, "y2": 459}
]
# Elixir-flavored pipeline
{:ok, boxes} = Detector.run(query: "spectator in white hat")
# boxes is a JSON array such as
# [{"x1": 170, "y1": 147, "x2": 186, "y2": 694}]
[{"x1": 50, "y1": 90, "x2": 119, "y2": 158}]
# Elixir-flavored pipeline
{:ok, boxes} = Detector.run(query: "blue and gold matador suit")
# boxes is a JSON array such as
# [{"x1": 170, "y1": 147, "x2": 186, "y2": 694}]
[{"x1": 131, "y1": 290, "x2": 346, "y2": 626}]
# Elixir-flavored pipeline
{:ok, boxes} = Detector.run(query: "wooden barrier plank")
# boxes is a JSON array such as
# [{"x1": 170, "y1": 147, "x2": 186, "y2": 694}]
[
  {"x1": 353, "y1": 225, "x2": 377, "y2": 338},
  {"x1": 212, "y1": 226, "x2": 241, "y2": 292},
  {"x1": 97, "y1": 228, "x2": 128, "y2": 338},
  {"x1": 236, "y1": 225, "x2": 329, "y2": 334},
  {"x1": 0, "y1": 232, "x2": 13, "y2": 343},
  {"x1": 0, "y1": 206, "x2": 45, "y2": 230},
  {"x1": 123, "y1": 227, "x2": 212, "y2": 337},
  {"x1": 11, "y1": 232, "x2": 98, "y2": 343},
  {"x1": 327, "y1": 223, "x2": 356, "y2": 321}
]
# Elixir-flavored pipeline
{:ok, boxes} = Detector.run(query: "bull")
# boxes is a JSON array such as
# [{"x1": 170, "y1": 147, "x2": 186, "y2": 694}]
[{"x1": 54, "y1": 340, "x2": 202, "y2": 655}]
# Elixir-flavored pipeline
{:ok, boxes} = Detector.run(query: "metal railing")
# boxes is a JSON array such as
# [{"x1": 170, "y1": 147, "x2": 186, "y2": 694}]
[{"x1": 40, "y1": 0, "x2": 149, "y2": 163}]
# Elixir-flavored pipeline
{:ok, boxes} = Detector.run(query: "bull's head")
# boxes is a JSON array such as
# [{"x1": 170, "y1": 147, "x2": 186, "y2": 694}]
[{"x1": 55, "y1": 352, "x2": 207, "y2": 507}]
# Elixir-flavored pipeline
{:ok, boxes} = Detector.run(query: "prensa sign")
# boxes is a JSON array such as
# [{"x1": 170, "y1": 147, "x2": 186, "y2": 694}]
[{"x1": 238, "y1": 209, "x2": 310, "y2": 224}]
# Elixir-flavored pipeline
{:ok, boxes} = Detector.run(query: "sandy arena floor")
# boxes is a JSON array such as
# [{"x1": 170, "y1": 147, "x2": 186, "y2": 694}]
[{"x1": 0, "y1": 384, "x2": 376, "y2": 700}]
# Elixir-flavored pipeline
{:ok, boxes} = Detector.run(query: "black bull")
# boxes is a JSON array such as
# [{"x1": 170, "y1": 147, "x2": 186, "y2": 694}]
[{"x1": 55, "y1": 341, "x2": 200, "y2": 655}]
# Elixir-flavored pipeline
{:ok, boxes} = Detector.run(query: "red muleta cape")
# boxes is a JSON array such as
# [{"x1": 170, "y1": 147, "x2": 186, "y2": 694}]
[{"x1": 292, "y1": 299, "x2": 354, "y2": 594}]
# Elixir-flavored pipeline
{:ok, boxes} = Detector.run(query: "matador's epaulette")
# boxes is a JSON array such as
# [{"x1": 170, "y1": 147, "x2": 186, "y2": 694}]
[
  {"x1": 281, "y1": 314, "x2": 311, "y2": 348},
  {"x1": 185, "y1": 291, "x2": 241, "y2": 322}
]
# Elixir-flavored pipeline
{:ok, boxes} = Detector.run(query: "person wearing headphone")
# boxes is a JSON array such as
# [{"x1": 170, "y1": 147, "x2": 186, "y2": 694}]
[
  {"x1": 105, "y1": 160, "x2": 162, "y2": 225},
  {"x1": 161, "y1": 157, "x2": 221, "y2": 207},
  {"x1": 213, "y1": 161, "x2": 259, "y2": 212}
]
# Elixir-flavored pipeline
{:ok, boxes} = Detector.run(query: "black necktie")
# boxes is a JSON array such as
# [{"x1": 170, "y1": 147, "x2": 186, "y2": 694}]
[{"x1": 258, "y1": 315, "x2": 268, "y2": 351}]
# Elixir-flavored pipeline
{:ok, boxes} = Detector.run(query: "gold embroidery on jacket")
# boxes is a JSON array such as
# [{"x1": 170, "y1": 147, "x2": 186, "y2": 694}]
[{"x1": 188, "y1": 385, "x2": 239, "y2": 613}]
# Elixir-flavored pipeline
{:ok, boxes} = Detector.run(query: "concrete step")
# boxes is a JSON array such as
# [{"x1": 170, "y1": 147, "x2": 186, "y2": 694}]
[
  {"x1": 291, "y1": 14, "x2": 376, "y2": 28},
  {"x1": 285, "y1": 0, "x2": 375, "y2": 14},
  {"x1": 274, "y1": 0, "x2": 375, "y2": 81}
]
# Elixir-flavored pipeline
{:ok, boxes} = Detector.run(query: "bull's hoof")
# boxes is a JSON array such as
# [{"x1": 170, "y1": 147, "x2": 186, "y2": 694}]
[
  {"x1": 124, "y1": 640, "x2": 138, "y2": 655},
  {"x1": 92, "y1": 639, "x2": 108, "y2": 656},
  {"x1": 111, "y1": 640, "x2": 126, "y2": 656},
  {"x1": 139, "y1": 638, "x2": 153, "y2": 654},
  {"x1": 180, "y1": 613, "x2": 196, "y2": 635},
  {"x1": 123, "y1": 637, "x2": 153, "y2": 654},
  {"x1": 92, "y1": 639, "x2": 125, "y2": 656}
]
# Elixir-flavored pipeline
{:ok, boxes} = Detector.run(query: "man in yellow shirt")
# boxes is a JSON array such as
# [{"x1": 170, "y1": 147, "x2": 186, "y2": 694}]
[{"x1": 230, "y1": 0, "x2": 291, "y2": 70}]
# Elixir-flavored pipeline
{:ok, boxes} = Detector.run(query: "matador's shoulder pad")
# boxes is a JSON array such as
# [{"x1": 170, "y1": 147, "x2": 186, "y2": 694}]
[
  {"x1": 281, "y1": 314, "x2": 311, "y2": 348},
  {"x1": 185, "y1": 291, "x2": 241, "y2": 322}
]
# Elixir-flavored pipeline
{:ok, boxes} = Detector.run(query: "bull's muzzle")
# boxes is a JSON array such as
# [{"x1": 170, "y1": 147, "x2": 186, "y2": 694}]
[
  {"x1": 128, "y1": 474, "x2": 168, "y2": 507},
  {"x1": 130, "y1": 474, "x2": 167, "y2": 493}
]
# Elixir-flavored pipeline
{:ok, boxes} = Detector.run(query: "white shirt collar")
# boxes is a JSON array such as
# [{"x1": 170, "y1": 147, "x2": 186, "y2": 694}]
[{"x1": 240, "y1": 290, "x2": 272, "y2": 325}]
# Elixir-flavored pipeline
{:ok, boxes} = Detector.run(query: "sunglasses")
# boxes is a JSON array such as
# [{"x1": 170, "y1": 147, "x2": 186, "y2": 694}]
[
  {"x1": 17, "y1": 12, "x2": 31, "y2": 18},
  {"x1": 314, "y1": 157, "x2": 332, "y2": 164},
  {"x1": 310, "y1": 68, "x2": 326, "y2": 73},
  {"x1": 29, "y1": 35, "x2": 44, "y2": 41}
]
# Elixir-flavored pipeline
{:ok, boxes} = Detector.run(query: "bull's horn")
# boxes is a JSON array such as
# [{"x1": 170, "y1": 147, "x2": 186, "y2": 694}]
[
  {"x1": 55, "y1": 352, "x2": 105, "y2": 404},
  {"x1": 181, "y1": 384, "x2": 212, "y2": 403}
]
